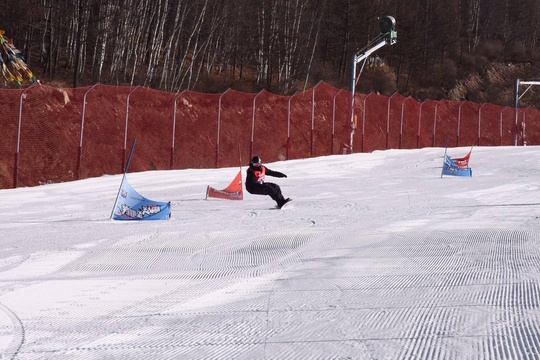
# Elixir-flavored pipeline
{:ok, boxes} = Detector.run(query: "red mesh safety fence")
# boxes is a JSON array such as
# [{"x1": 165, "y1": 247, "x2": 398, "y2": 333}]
[
  {"x1": 79, "y1": 85, "x2": 129, "y2": 179},
  {"x1": 216, "y1": 89, "x2": 257, "y2": 168},
  {"x1": 312, "y1": 82, "x2": 346, "y2": 157},
  {"x1": 15, "y1": 85, "x2": 82, "y2": 187},
  {"x1": 329, "y1": 87, "x2": 350, "y2": 155},
  {"x1": 288, "y1": 89, "x2": 313, "y2": 160},
  {"x1": 123, "y1": 87, "x2": 174, "y2": 173},
  {"x1": 174, "y1": 91, "x2": 220, "y2": 169},
  {"x1": 1, "y1": 81, "x2": 539, "y2": 189},
  {"x1": 0, "y1": 88, "x2": 21, "y2": 189},
  {"x1": 359, "y1": 93, "x2": 388, "y2": 152},
  {"x1": 249, "y1": 90, "x2": 289, "y2": 164},
  {"x1": 400, "y1": 97, "x2": 420, "y2": 149}
]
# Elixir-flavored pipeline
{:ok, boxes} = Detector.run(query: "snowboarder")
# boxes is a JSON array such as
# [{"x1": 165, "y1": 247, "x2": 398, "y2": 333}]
[{"x1": 246, "y1": 156, "x2": 291, "y2": 208}]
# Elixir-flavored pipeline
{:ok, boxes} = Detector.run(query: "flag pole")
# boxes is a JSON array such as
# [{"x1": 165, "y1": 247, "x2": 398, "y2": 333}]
[
  {"x1": 441, "y1": 136, "x2": 449, "y2": 178},
  {"x1": 110, "y1": 139, "x2": 137, "y2": 219}
]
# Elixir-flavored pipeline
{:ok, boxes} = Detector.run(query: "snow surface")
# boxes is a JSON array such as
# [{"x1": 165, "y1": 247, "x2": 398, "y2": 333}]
[{"x1": 1, "y1": 146, "x2": 540, "y2": 359}]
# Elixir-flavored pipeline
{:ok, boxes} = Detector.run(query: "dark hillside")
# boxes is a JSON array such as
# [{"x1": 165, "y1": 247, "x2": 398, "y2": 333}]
[{"x1": 2, "y1": 0, "x2": 540, "y2": 107}]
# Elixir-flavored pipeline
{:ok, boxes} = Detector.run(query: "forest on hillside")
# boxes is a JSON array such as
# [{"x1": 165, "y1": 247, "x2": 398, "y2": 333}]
[{"x1": 2, "y1": 0, "x2": 540, "y2": 107}]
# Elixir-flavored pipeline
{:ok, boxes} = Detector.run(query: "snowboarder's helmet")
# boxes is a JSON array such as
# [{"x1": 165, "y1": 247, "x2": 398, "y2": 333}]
[{"x1": 251, "y1": 156, "x2": 261, "y2": 165}]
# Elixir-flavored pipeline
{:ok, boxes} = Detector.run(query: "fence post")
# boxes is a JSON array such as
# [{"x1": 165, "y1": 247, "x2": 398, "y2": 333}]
[
  {"x1": 362, "y1": 93, "x2": 374, "y2": 153},
  {"x1": 513, "y1": 79, "x2": 519, "y2": 146},
  {"x1": 171, "y1": 90, "x2": 186, "y2": 170},
  {"x1": 216, "y1": 88, "x2": 231, "y2": 168},
  {"x1": 287, "y1": 91, "x2": 298, "y2": 160},
  {"x1": 522, "y1": 107, "x2": 531, "y2": 145},
  {"x1": 311, "y1": 86, "x2": 315, "y2": 157},
  {"x1": 457, "y1": 101, "x2": 466, "y2": 147},
  {"x1": 417, "y1": 100, "x2": 428, "y2": 149},
  {"x1": 123, "y1": 86, "x2": 140, "y2": 173},
  {"x1": 310, "y1": 81, "x2": 323, "y2": 157},
  {"x1": 332, "y1": 88, "x2": 345, "y2": 155},
  {"x1": 251, "y1": 90, "x2": 264, "y2": 160},
  {"x1": 499, "y1": 107, "x2": 510, "y2": 146},
  {"x1": 433, "y1": 101, "x2": 440, "y2": 147},
  {"x1": 77, "y1": 83, "x2": 100, "y2": 180},
  {"x1": 477, "y1": 103, "x2": 487, "y2": 146},
  {"x1": 386, "y1": 92, "x2": 398, "y2": 149},
  {"x1": 348, "y1": 83, "x2": 355, "y2": 154},
  {"x1": 13, "y1": 81, "x2": 38, "y2": 188},
  {"x1": 400, "y1": 97, "x2": 413, "y2": 149}
]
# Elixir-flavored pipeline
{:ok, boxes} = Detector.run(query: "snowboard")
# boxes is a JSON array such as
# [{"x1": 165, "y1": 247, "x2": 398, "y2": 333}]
[{"x1": 277, "y1": 198, "x2": 292, "y2": 209}]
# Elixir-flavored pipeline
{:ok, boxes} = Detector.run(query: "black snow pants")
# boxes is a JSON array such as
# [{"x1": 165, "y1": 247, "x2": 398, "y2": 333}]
[{"x1": 247, "y1": 182, "x2": 285, "y2": 205}]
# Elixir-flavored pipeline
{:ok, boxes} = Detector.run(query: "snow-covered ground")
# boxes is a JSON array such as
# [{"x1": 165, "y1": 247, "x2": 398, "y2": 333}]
[{"x1": 1, "y1": 146, "x2": 540, "y2": 359}]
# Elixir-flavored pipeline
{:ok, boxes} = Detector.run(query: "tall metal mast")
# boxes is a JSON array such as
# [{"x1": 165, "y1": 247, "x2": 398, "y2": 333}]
[
  {"x1": 514, "y1": 79, "x2": 540, "y2": 146},
  {"x1": 348, "y1": 16, "x2": 397, "y2": 153}
]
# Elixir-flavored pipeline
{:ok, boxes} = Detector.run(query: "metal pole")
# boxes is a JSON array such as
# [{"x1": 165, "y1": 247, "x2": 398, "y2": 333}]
[
  {"x1": 457, "y1": 101, "x2": 466, "y2": 147},
  {"x1": 216, "y1": 88, "x2": 231, "y2": 168},
  {"x1": 349, "y1": 55, "x2": 357, "y2": 154},
  {"x1": 349, "y1": 57, "x2": 368, "y2": 153},
  {"x1": 311, "y1": 82, "x2": 323, "y2": 157},
  {"x1": 250, "y1": 90, "x2": 264, "y2": 160},
  {"x1": 432, "y1": 101, "x2": 440, "y2": 147},
  {"x1": 417, "y1": 100, "x2": 428, "y2": 149},
  {"x1": 499, "y1": 107, "x2": 510, "y2": 146},
  {"x1": 513, "y1": 79, "x2": 520, "y2": 146},
  {"x1": 478, "y1": 103, "x2": 487, "y2": 146},
  {"x1": 522, "y1": 107, "x2": 531, "y2": 145},
  {"x1": 386, "y1": 92, "x2": 398, "y2": 149},
  {"x1": 77, "y1": 83, "x2": 100, "y2": 180},
  {"x1": 399, "y1": 97, "x2": 412, "y2": 149},
  {"x1": 512, "y1": 79, "x2": 540, "y2": 146},
  {"x1": 362, "y1": 93, "x2": 374, "y2": 153},
  {"x1": 331, "y1": 88, "x2": 345, "y2": 155},
  {"x1": 287, "y1": 91, "x2": 298, "y2": 160},
  {"x1": 14, "y1": 81, "x2": 38, "y2": 188},
  {"x1": 348, "y1": 17, "x2": 397, "y2": 153},
  {"x1": 172, "y1": 90, "x2": 186, "y2": 170},
  {"x1": 123, "y1": 86, "x2": 140, "y2": 173}
]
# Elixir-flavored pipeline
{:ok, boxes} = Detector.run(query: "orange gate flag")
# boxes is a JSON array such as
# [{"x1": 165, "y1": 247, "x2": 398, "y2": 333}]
[
  {"x1": 452, "y1": 147, "x2": 472, "y2": 168},
  {"x1": 206, "y1": 170, "x2": 243, "y2": 200}
]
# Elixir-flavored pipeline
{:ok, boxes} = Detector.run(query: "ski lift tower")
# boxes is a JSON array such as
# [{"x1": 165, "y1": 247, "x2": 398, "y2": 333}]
[{"x1": 348, "y1": 16, "x2": 397, "y2": 153}]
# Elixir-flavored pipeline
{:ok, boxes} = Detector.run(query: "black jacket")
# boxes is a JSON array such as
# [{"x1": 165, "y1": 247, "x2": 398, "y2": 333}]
[{"x1": 245, "y1": 165, "x2": 286, "y2": 193}]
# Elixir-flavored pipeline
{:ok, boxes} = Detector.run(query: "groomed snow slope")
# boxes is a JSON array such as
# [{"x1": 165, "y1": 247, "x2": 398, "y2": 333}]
[{"x1": 1, "y1": 146, "x2": 540, "y2": 359}]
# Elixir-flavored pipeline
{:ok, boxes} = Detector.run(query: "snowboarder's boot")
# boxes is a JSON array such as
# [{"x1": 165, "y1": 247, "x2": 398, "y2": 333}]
[{"x1": 277, "y1": 198, "x2": 292, "y2": 209}]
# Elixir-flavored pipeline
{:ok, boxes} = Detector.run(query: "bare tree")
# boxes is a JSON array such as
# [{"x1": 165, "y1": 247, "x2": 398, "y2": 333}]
[{"x1": 2, "y1": 0, "x2": 540, "y2": 104}]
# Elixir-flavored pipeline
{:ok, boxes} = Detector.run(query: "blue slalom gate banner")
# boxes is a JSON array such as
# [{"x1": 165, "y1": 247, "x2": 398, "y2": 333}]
[
  {"x1": 111, "y1": 139, "x2": 171, "y2": 220},
  {"x1": 112, "y1": 177, "x2": 171, "y2": 220},
  {"x1": 442, "y1": 155, "x2": 472, "y2": 177}
]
